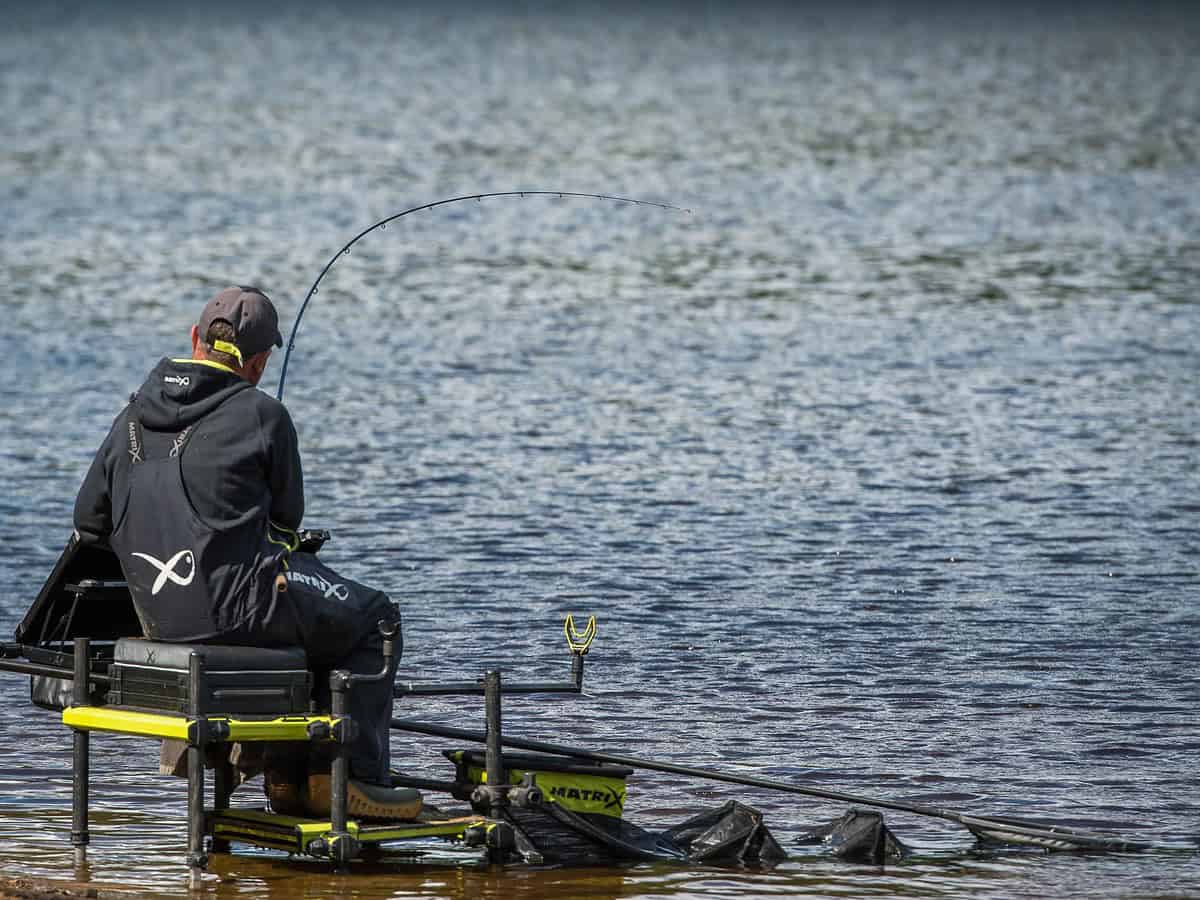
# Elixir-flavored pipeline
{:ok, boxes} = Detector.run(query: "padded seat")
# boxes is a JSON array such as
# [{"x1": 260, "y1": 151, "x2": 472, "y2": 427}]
[{"x1": 115, "y1": 638, "x2": 307, "y2": 672}]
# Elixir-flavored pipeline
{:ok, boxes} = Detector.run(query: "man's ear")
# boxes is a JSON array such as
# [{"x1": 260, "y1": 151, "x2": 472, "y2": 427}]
[
  {"x1": 190, "y1": 325, "x2": 201, "y2": 355},
  {"x1": 246, "y1": 350, "x2": 271, "y2": 385}
]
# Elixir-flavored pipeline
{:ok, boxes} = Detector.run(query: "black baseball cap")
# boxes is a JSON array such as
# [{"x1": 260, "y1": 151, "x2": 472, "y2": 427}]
[{"x1": 198, "y1": 286, "x2": 283, "y2": 364}]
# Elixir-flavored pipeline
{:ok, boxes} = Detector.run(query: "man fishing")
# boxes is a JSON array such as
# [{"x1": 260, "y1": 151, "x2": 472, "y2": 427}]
[{"x1": 72, "y1": 285, "x2": 420, "y2": 820}]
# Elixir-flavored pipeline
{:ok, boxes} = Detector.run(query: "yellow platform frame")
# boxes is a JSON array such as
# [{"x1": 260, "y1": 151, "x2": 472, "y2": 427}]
[{"x1": 63, "y1": 702, "x2": 490, "y2": 883}]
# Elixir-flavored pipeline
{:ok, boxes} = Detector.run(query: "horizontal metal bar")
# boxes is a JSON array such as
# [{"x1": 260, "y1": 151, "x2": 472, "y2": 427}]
[
  {"x1": 0, "y1": 658, "x2": 111, "y2": 684},
  {"x1": 394, "y1": 680, "x2": 581, "y2": 697},
  {"x1": 389, "y1": 774, "x2": 462, "y2": 794}
]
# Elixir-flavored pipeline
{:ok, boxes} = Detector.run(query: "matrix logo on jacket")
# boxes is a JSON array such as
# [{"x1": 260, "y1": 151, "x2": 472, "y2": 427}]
[
  {"x1": 131, "y1": 549, "x2": 196, "y2": 595},
  {"x1": 286, "y1": 570, "x2": 350, "y2": 601}
]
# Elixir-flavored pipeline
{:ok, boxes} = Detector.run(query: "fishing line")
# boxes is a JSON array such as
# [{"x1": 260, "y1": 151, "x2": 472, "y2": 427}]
[{"x1": 276, "y1": 190, "x2": 691, "y2": 401}]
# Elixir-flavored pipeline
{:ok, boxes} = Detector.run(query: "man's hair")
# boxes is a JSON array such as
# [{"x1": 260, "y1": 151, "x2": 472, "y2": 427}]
[{"x1": 204, "y1": 319, "x2": 242, "y2": 369}]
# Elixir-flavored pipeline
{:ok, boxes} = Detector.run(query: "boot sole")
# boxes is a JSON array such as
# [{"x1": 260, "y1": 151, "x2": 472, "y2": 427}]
[{"x1": 306, "y1": 774, "x2": 423, "y2": 821}]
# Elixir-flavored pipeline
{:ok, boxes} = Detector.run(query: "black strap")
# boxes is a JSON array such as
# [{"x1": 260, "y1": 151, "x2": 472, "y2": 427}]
[
  {"x1": 126, "y1": 418, "x2": 144, "y2": 465},
  {"x1": 169, "y1": 425, "x2": 194, "y2": 459},
  {"x1": 126, "y1": 417, "x2": 194, "y2": 464}
]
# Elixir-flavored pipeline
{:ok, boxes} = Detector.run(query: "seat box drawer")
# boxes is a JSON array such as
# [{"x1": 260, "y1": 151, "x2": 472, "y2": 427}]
[{"x1": 107, "y1": 663, "x2": 311, "y2": 716}]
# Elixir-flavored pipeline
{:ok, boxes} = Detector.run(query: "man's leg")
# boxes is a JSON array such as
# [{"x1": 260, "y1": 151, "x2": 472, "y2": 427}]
[
  {"x1": 284, "y1": 552, "x2": 400, "y2": 784},
  {"x1": 334, "y1": 630, "x2": 399, "y2": 784}
]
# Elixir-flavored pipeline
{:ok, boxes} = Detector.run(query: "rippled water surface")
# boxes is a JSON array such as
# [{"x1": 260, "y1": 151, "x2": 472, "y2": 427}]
[{"x1": 1, "y1": 3, "x2": 1198, "y2": 898}]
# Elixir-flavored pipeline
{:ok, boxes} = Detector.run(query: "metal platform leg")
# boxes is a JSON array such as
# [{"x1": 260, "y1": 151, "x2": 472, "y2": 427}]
[
  {"x1": 211, "y1": 745, "x2": 232, "y2": 854},
  {"x1": 484, "y1": 669, "x2": 506, "y2": 820},
  {"x1": 462, "y1": 669, "x2": 515, "y2": 865},
  {"x1": 483, "y1": 669, "x2": 512, "y2": 865},
  {"x1": 70, "y1": 638, "x2": 90, "y2": 864},
  {"x1": 328, "y1": 669, "x2": 359, "y2": 871},
  {"x1": 186, "y1": 653, "x2": 208, "y2": 889}
]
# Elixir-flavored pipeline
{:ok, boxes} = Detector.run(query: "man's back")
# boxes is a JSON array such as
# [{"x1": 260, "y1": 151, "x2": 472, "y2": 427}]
[
  {"x1": 74, "y1": 356, "x2": 303, "y2": 641},
  {"x1": 70, "y1": 285, "x2": 412, "y2": 808}
]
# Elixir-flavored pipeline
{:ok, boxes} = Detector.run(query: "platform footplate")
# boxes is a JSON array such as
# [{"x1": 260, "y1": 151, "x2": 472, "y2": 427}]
[{"x1": 208, "y1": 809, "x2": 487, "y2": 857}]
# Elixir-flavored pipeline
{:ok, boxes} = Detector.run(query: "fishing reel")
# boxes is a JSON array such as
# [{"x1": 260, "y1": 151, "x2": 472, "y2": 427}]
[{"x1": 295, "y1": 529, "x2": 331, "y2": 554}]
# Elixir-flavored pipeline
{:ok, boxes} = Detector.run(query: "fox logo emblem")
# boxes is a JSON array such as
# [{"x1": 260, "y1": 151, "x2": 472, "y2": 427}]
[{"x1": 131, "y1": 549, "x2": 196, "y2": 595}]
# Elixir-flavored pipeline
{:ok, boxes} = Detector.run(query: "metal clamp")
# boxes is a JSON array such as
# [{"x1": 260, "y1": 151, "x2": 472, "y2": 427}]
[
  {"x1": 328, "y1": 833, "x2": 360, "y2": 864},
  {"x1": 186, "y1": 718, "x2": 231, "y2": 745},
  {"x1": 305, "y1": 718, "x2": 357, "y2": 743},
  {"x1": 509, "y1": 772, "x2": 544, "y2": 808}
]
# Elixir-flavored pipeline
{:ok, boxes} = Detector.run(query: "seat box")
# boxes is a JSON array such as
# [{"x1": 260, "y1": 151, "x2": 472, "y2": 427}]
[
  {"x1": 107, "y1": 639, "x2": 311, "y2": 716},
  {"x1": 27, "y1": 644, "x2": 113, "y2": 711}
]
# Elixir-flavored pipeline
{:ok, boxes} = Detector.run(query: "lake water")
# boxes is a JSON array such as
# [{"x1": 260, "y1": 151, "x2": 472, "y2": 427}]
[{"x1": 0, "y1": 3, "x2": 1198, "y2": 897}]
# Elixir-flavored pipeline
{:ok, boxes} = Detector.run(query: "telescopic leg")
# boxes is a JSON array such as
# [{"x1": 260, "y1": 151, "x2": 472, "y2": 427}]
[{"x1": 70, "y1": 638, "x2": 91, "y2": 864}]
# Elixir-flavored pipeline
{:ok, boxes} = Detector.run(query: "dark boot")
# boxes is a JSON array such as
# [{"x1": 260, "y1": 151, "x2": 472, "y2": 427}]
[{"x1": 263, "y1": 769, "x2": 307, "y2": 817}]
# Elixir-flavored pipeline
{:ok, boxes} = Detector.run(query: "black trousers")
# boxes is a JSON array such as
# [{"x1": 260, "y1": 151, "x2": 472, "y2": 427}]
[{"x1": 254, "y1": 552, "x2": 400, "y2": 784}]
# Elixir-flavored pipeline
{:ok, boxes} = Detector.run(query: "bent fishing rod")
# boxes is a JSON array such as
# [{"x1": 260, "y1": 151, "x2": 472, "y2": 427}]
[{"x1": 276, "y1": 190, "x2": 690, "y2": 401}]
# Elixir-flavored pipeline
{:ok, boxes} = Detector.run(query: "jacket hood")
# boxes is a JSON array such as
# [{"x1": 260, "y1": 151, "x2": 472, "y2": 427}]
[{"x1": 133, "y1": 358, "x2": 252, "y2": 431}]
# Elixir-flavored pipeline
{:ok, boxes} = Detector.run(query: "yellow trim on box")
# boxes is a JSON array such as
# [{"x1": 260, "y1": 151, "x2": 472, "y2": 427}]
[
  {"x1": 62, "y1": 707, "x2": 340, "y2": 743},
  {"x1": 63, "y1": 706, "x2": 191, "y2": 740},
  {"x1": 359, "y1": 821, "x2": 483, "y2": 841},
  {"x1": 224, "y1": 716, "x2": 337, "y2": 742}
]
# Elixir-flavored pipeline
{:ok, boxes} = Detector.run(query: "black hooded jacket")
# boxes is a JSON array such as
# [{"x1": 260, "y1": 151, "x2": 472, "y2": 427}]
[{"x1": 74, "y1": 357, "x2": 304, "y2": 641}]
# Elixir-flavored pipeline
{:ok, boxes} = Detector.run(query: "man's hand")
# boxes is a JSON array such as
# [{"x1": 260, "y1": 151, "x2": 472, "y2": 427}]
[{"x1": 296, "y1": 529, "x2": 331, "y2": 555}]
